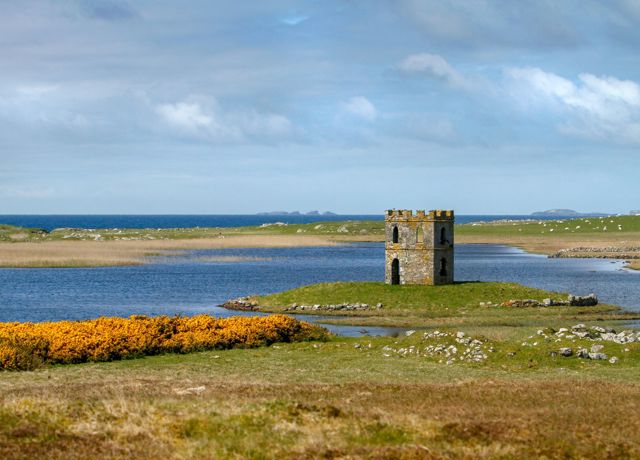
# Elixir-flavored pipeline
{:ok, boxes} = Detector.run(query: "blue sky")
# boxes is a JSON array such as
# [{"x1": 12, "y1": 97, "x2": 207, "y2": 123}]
[{"x1": 1, "y1": 0, "x2": 640, "y2": 214}]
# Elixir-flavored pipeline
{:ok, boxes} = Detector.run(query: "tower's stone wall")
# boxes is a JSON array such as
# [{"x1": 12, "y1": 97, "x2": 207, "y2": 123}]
[{"x1": 384, "y1": 209, "x2": 454, "y2": 285}]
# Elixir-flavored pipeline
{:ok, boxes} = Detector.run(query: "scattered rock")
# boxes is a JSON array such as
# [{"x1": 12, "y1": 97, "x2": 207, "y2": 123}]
[
  {"x1": 609, "y1": 357, "x2": 619, "y2": 364},
  {"x1": 576, "y1": 348, "x2": 589, "y2": 358},
  {"x1": 568, "y1": 294, "x2": 598, "y2": 306},
  {"x1": 559, "y1": 347, "x2": 573, "y2": 357},
  {"x1": 500, "y1": 294, "x2": 598, "y2": 308},
  {"x1": 220, "y1": 297, "x2": 260, "y2": 311},
  {"x1": 501, "y1": 299, "x2": 544, "y2": 308},
  {"x1": 285, "y1": 302, "x2": 382, "y2": 312},
  {"x1": 588, "y1": 352, "x2": 608, "y2": 360},
  {"x1": 550, "y1": 246, "x2": 640, "y2": 260}
]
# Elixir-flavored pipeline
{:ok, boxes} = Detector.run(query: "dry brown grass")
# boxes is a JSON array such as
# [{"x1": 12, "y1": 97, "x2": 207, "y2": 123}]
[
  {"x1": 0, "y1": 235, "x2": 337, "y2": 268},
  {"x1": 1, "y1": 329, "x2": 639, "y2": 459},
  {"x1": 1, "y1": 376, "x2": 638, "y2": 459}
]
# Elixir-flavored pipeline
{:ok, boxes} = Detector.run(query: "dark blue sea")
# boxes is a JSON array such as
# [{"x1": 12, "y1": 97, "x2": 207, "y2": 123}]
[
  {"x1": 0, "y1": 243, "x2": 638, "y2": 335},
  {"x1": 0, "y1": 214, "x2": 572, "y2": 232}
]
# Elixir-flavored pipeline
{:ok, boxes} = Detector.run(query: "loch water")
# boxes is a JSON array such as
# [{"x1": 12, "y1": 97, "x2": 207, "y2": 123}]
[{"x1": 0, "y1": 244, "x2": 638, "y2": 336}]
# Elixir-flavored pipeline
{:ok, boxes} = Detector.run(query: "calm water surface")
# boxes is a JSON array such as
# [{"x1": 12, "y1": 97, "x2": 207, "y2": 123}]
[{"x1": 0, "y1": 244, "x2": 638, "y2": 335}]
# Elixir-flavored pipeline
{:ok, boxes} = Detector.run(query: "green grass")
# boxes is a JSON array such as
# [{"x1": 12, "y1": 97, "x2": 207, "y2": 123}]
[
  {"x1": 0, "y1": 220, "x2": 385, "y2": 242},
  {"x1": 256, "y1": 281, "x2": 567, "y2": 310},
  {"x1": 252, "y1": 281, "x2": 634, "y2": 329},
  {"x1": 1, "y1": 330, "x2": 639, "y2": 459},
  {"x1": 3, "y1": 215, "x2": 639, "y2": 243},
  {"x1": 456, "y1": 215, "x2": 640, "y2": 237},
  {"x1": 0, "y1": 225, "x2": 48, "y2": 241}
]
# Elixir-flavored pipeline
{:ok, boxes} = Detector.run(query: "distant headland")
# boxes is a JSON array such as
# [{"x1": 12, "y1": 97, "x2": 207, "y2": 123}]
[{"x1": 530, "y1": 209, "x2": 610, "y2": 217}]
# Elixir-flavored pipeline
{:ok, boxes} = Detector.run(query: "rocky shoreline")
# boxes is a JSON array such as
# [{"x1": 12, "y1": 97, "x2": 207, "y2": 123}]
[
  {"x1": 221, "y1": 294, "x2": 598, "y2": 312},
  {"x1": 549, "y1": 246, "x2": 640, "y2": 260},
  {"x1": 220, "y1": 297, "x2": 261, "y2": 311},
  {"x1": 220, "y1": 297, "x2": 384, "y2": 312}
]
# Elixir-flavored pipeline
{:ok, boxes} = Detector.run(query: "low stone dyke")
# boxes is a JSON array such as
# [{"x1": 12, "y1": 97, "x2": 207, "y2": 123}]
[
  {"x1": 284, "y1": 302, "x2": 383, "y2": 312},
  {"x1": 497, "y1": 294, "x2": 598, "y2": 308},
  {"x1": 220, "y1": 297, "x2": 384, "y2": 312}
]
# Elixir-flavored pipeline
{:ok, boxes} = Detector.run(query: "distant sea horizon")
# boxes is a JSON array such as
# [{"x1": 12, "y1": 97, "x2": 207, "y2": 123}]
[{"x1": 0, "y1": 214, "x2": 584, "y2": 232}]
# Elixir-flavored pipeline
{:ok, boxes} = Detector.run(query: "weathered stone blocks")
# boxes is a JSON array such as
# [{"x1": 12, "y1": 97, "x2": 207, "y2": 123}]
[{"x1": 384, "y1": 209, "x2": 454, "y2": 285}]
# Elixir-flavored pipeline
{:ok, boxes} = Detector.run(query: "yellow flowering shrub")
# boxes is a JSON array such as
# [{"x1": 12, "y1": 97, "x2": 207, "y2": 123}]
[{"x1": 0, "y1": 314, "x2": 328, "y2": 370}]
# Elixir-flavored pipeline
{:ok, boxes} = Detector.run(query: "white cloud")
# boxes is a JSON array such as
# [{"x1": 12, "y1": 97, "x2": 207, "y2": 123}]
[
  {"x1": 399, "y1": 53, "x2": 466, "y2": 88},
  {"x1": 343, "y1": 96, "x2": 377, "y2": 121},
  {"x1": 157, "y1": 102, "x2": 216, "y2": 131},
  {"x1": 507, "y1": 67, "x2": 640, "y2": 144},
  {"x1": 156, "y1": 97, "x2": 293, "y2": 143}
]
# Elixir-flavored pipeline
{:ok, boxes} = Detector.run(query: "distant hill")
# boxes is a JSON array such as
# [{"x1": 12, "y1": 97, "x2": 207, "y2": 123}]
[{"x1": 531, "y1": 209, "x2": 609, "y2": 217}]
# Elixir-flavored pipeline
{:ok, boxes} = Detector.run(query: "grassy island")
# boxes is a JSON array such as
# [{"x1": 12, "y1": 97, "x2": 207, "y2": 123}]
[{"x1": 251, "y1": 281, "x2": 634, "y2": 328}]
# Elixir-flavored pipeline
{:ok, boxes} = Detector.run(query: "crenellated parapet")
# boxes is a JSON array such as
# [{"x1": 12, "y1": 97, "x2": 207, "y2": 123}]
[
  {"x1": 428, "y1": 210, "x2": 454, "y2": 221},
  {"x1": 385, "y1": 209, "x2": 454, "y2": 222}
]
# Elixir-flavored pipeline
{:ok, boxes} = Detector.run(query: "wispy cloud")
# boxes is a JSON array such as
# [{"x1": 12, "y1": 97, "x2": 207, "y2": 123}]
[
  {"x1": 342, "y1": 97, "x2": 377, "y2": 122},
  {"x1": 507, "y1": 67, "x2": 640, "y2": 144},
  {"x1": 399, "y1": 53, "x2": 467, "y2": 88},
  {"x1": 156, "y1": 97, "x2": 293, "y2": 143},
  {"x1": 280, "y1": 14, "x2": 310, "y2": 26}
]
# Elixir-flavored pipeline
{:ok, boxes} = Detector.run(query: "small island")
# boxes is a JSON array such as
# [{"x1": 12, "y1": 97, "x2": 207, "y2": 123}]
[
  {"x1": 531, "y1": 209, "x2": 609, "y2": 217},
  {"x1": 256, "y1": 210, "x2": 337, "y2": 216}
]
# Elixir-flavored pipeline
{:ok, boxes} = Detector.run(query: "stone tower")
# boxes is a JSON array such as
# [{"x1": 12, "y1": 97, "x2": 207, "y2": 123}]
[{"x1": 385, "y1": 209, "x2": 454, "y2": 285}]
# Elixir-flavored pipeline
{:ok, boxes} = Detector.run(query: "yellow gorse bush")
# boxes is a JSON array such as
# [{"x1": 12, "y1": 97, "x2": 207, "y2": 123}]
[{"x1": 0, "y1": 314, "x2": 328, "y2": 370}]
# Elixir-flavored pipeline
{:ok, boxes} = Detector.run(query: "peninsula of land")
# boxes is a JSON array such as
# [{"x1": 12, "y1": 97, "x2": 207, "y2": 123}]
[{"x1": 2, "y1": 215, "x2": 640, "y2": 269}]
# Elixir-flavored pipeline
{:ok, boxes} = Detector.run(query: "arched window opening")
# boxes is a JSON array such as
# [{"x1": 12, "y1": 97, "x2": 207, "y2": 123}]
[
  {"x1": 391, "y1": 259, "x2": 400, "y2": 285},
  {"x1": 440, "y1": 227, "x2": 447, "y2": 245},
  {"x1": 392, "y1": 226, "x2": 399, "y2": 244},
  {"x1": 416, "y1": 226, "x2": 424, "y2": 244},
  {"x1": 439, "y1": 258, "x2": 448, "y2": 277}
]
